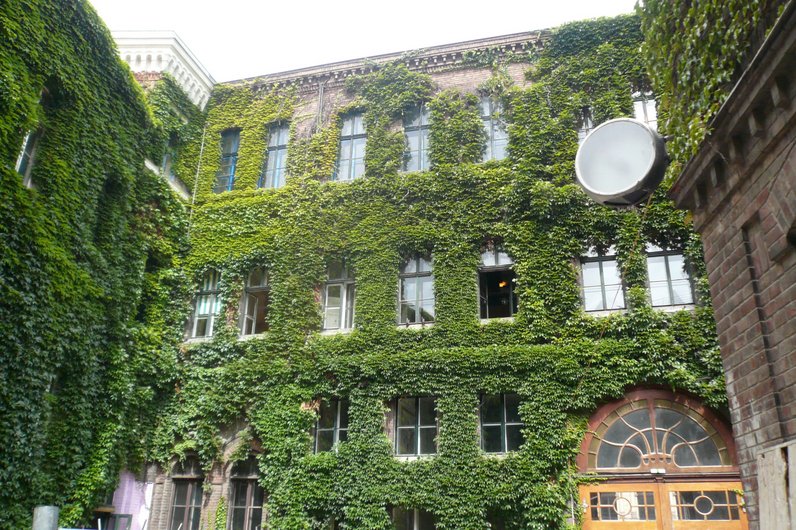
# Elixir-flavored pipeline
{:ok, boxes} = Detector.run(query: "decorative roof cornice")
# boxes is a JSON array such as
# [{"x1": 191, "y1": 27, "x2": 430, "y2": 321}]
[{"x1": 224, "y1": 30, "x2": 550, "y2": 94}]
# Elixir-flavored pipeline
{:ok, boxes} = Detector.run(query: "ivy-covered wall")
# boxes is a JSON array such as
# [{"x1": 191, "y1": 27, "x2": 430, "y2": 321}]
[
  {"x1": 0, "y1": 1, "x2": 190, "y2": 527},
  {"x1": 159, "y1": 14, "x2": 727, "y2": 530},
  {"x1": 639, "y1": 0, "x2": 788, "y2": 180}
]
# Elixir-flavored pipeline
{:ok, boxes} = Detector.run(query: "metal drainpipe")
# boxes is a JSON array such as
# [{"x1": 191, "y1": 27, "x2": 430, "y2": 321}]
[{"x1": 188, "y1": 122, "x2": 208, "y2": 237}]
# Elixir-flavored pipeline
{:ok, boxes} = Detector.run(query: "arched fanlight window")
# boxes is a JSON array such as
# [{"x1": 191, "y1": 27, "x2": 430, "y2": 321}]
[{"x1": 582, "y1": 391, "x2": 736, "y2": 473}]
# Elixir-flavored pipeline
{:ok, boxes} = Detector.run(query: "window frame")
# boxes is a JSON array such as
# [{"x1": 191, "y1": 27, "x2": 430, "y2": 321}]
[
  {"x1": 259, "y1": 123, "x2": 289, "y2": 189},
  {"x1": 480, "y1": 96, "x2": 508, "y2": 162},
  {"x1": 398, "y1": 255, "x2": 435, "y2": 325},
  {"x1": 394, "y1": 396, "x2": 438, "y2": 457},
  {"x1": 214, "y1": 128, "x2": 241, "y2": 193},
  {"x1": 391, "y1": 507, "x2": 436, "y2": 530},
  {"x1": 227, "y1": 456, "x2": 264, "y2": 530},
  {"x1": 313, "y1": 398, "x2": 349, "y2": 453},
  {"x1": 478, "y1": 245, "x2": 518, "y2": 319},
  {"x1": 479, "y1": 393, "x2": 524, "y2": 454},
  {"x1": 241, "y1": 267, "x2": 269, "y2": 336},
  {"x1": 580, "y1": 247, "x2": 626, "y2": 312},
  {"x1": 168, "y1": 458, "x2": 203, "y2": 530},
  {"x1": 577, "y1": 106, "x2": 595, "y2": 145},
  {"x1": 632, "y1": 90, "x2": 657, "y2": 131},
  {"x1": 333, "y1": 113, "x2": 366, "y2": 181},
  {"x1": 403, "y1": 103, "x2": 431, "y2": 172},
  {"x1": 15, "y1": 129, "x2": 42, "y2": 188},
  {"x1": 645, "y1": 245, "x2": 695, "y2": 308},
  {"x1": 191, "y1": 270, "x2": 221, "y2": 338},
  {"x1": 322, "y1": 259, "x2": 355, "y2": 331}
]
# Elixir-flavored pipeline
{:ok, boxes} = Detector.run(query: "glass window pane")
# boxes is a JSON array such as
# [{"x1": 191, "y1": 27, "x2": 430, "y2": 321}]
[
  {"x1": 401, "y1": 258, "x2": 417, "y2": 274},
  {"x1": 230, "y1": 507, "x2": 246, "y2": 530},
  {"x1": 324, "y1": 307, "x2": 341, "y2": 329},
  {"x1": 169, "y1": 507, "x2": 185, "y2": 530},
  {"x1": 482, "y1": 425, "x2": 503, "y2": 452},
  {"x1": 398, "y1": 398, "x2": 417, "y2": 427},
  {"x1": 504, "y1": 394, "x2": 521, "y2": 423},
  {"x1": 581, "y1": 262, "x2": 602, "y2": 287},
  {"x1": 339, "y1": 401, "x2": 349, "y2": 428},
  {"x1": 480, "y1": 250, "x2": 495, "y2": 267},
  {"x1": 189, "y1": 506, "x2": 201, "y2": 530},
  {"x1": 232, "y1": 481, "x2": 248, "y2": 507},
  {"x1": 352, "y1": 114, "x2": 365, "y2": 135},
  {"x1": 506, "y1": 424, "x2": 523, "y2": 451},
  {"x1": 605, "y1": 285, "x2": 625, "y2": 309},
  {"x1": 393, "y1": 508, "x2": 411, "y2": 530},
  {"x1": 418, "y1": 257, "x2": 432, "y2": 272},
  {"x1": 419, "y1": 427, "x2": 437, "y2": 454},
  {"x1": 353, "y1": 159, "x2": 365, "y2": 179},
  {"x1": 344, "y1": 284, "x2": 355, "y2": 328},
  {"x1": 316, "y1": 430, "x2": 334, "y2": 452},
  {"x1": 325, "y1": 284, "x2": 342, "y2": 307},
  {"x1": 341, "y1": 118, "x2": 353, "y2": 137},
  {"x1": 397, "y1": 428, "x2": 416, "y2": 455},
  {"x1": 481, "y1": 395, "x2": 502, "y2": 424},
  {"x1": 318, "y1": 401, "x2": 335, "y2": 428},
  {"x1": 418, "y1": 397, "x2": 436, "y2": 425},
  {"x1": 671, "y1": 280, "x2": 694, "y2": 304},
  {"x1": 249, "y1": 508, "x2": 263, "y2": 530},
  {"x1": 400, "y1": 302, "x2": 416, "y2": 324},
  {"x1": 173, "y1": 482, "x2": 188, "y2": 506},
  {"x1": 402, "y1": 278, "x2": 417, "y2": 303},
  {"x1": 419, "y1": 277, "x2": 434, "y2": 302},
  {"x1": 191, "y1": 483, "x2": 202, "y2": 505},
  {"x1": 602, "y1": 260, "x2": 621, "y2": 284},
  {"x1": 352, "y1": 137, "x2": 366, "y2": 159},
  {"x1": 649, "y1": 283, "x2": 671, "y2": 306},
  {"x1": 647, "y1": 256, "x2": 668, "y2": 282},
  {"x1": 583, "y1": 286, "x2": 605, "y2": 311},
  {"x1": 418, "y1": 509, "x2": 435, "y2": 529},
  {"x1": 252, "y1": 482, "x2": 264, "y2": 506},
  {"x1": 419, "y1": 300, "x2": 435, "y2": 322},
  {"x1": 667, "y1": 254, "x2": 688, "y2": 280}
]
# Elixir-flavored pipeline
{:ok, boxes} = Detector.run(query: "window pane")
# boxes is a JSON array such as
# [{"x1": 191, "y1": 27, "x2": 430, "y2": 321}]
[
  {"x1": 191, "y1": 483, "x2": 202, "y2": 506},
  {"x1": 352, "y1": 137, "x2": 366, "y2": 159},
  {"x1": 249, "y1": 508, "x2": 263, "y2": 530},
  {"x1": 393, "y1": 508, "x2": 411, "y2": 530},
  {"x1": 418, "y1": 509, "x2": 435, "y2": 529},
  {"x1": 605, "y1": 285, "x2": 625, "y2": 310},
  {"x1": 324, "y1": 307, "x2": 341, "y2": 329},
  {"x1": 397, "y1": 428, "x2": 416, "y2": 455},
  {"x1": 419, "y1": 427, "x2": 437, "y2": 454},
  {"x1": 339, "y1": 401, "x2": 349, "y2": 428},
  {"x1": 230, "y1": 507, "x2": 246, "y2": 530},
  {"x1": 419, "y1": 301, "x2": 434, "y2": 322},
  {"x1": 352, "y1": 114, "x2": 365, "y2": 135},
  {"x1": 418, "y1": 257, "x2": 432, "y2": 272},
  {"x1": 647, "y1": 256, "x2": 668, "y2": 282},
  {"x1": 649, "y1": 283, "x2": 671, "y2": 306},
  {"x1": 232, "y1": 481, "x2": 248, "y2": 507},
  {"x1": 316, "y1": 430, "x2": 334, "y2": 452},
  {"x1": 398, "y1": 398, "x2": 417, "y2": 427},
  {"x1": 401, "y1": 258, "x2": 417, "y2": 274},
  {"x1": 169, "y1": 507, "x2": 185, "y2": 530},
  {"x1": 481, "y1": 395, "x2": 502, "y2": 424},
  {"x1": 602, "y1": 260, "x2": 621, "y2": 285},
  {"x1": 418, "y1": 397, "x2": 435, "y2": 425},
  {"x1": 671, "y1": 279, "x2": 694, "y2": 304},
  {"x1": 252, "y1": 482, "x2": 265, "y2": 506},
  {"x1": 344, "y1": 283, "x2": 355, "y2": 329},
  {"x1": 173, "y1": 482, "x2": 188, "y2": 506},
  {"x1": 318, "y1": 401, "x2": 335, "y2": 428},
  {"x1": 581, "y1": 262, "x2": 602, "y2": 287},
  {"x1": 189, "y1": 506, "x2": 201, "y2": 530},
  {"x1": 352, "y1": 159, "x2": 365, "y2": 179},
  {"x1": 402, "y1": 278, "x2": 417, "y2": 304},
  {"x1": 341, "y1": 118, "x2": 353, "y2": 137},
  {"x1": 400, "y1": 302, "x2": 416, "y2": 324},
  {"x1": 419, "y1": 277, "x2": 434, "y2": 304},
  {"x1": 482, "y1": 425, "x2": 503, "y2": 453},
  {"x1": 504, "y1": 394, "x2": 521, "y2": 423},
  {"x1": 667, "y1": 254, "x2": 688, "y2": 280},
  {"x1": 506, "y1": 424, "x2": 523, "y2": 451}
]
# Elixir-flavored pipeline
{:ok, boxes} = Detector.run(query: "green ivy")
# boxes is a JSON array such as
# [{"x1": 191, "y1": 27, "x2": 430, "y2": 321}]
[{"x1": 159, "y1": 13, "x2": 726, "y2": 530}]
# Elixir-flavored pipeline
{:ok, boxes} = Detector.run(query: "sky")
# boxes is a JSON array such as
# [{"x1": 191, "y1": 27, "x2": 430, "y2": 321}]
[{"x1": 88, "y1": 0, "x2": 638, "y2": 83}]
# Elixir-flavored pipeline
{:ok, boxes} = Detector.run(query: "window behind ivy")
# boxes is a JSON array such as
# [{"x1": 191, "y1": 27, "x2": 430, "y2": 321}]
[
  {"x1": 313, "y1": 398, "x2": 349, "y2": 452},
  {"x1": 228, "y1": 456, "x2": 264, "y2": 530},
  {"x1": 479, "y1": 245, "x2": 517, "y2": 319},
  {"x1": 322, "y1": 259, "x2": 355, "y2": 331},
  {"x1": 214, "y1": 129, "x2": 240, "y2": 193},
  {"x1": 169, "y1": 459, "x2": 202, "y2": 530},
  {"x1": 392, "y1": 507, "x2": 436, "y2": 530},
  {"x1": 16, "y1": 130, "x2": 42, "y2": 188},
  {"x1": 480, "y1": 393, "x2": 524, "y2": 453},
  {"x1": 259, "y1": 123, "x2": 289, "y2": 188},
  {"x1": 404, "y1": 103, "x2": 430, "y2": 172},
  {"x1": 577, "y1": 106, "x2": 595, "y2": 144},
  {"x1": 581, "y1": 247, "x2": 625, "y2": 312},
  {"x1": 241, "y1": 267, "x2": 269, "y2": 335},
  {"x1": 395, "y1": 397, "x2": 437, "y2": 456},
  {"x1": 399, "y1": 255, "x2": 434, "y2": 324},
  {"x1": 646, "y1": 244, "x2": 694, "y2": 307},
  {"x1": 334, "y1": 113, "x2": 366, "y2": 181},
  {"x1": 480, "y1": 96, "x2": 508, "y2": 162},
  {"x1": 192, "y1": 270, "x2": 221, "y2": 337}
]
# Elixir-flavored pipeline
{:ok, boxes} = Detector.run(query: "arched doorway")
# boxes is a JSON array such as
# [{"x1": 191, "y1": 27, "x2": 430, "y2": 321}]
[{"x1": 578, "y1": 389, "x2": 748, "y2": 529}]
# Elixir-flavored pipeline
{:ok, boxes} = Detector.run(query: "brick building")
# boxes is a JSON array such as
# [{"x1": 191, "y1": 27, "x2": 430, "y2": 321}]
[{"x1": 669, "y1": 3, "x2": 796, "y2": 528}]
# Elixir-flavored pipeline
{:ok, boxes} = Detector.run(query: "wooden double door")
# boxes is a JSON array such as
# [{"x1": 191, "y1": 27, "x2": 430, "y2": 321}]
[{"x1": 580, "y1": 480, "x2": 748, "y2": 530}]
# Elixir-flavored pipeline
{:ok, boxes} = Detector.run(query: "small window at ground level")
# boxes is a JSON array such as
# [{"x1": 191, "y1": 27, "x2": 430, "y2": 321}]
[
  {"x1": 479, "y1": 245, "x2": 517, "y2": 319},
  {"x1": 393, "y1": 507, "x2": 436, "y2": 530},
  {"x1": 480, "y1": 393, "x2": 524, "y2": 453}
]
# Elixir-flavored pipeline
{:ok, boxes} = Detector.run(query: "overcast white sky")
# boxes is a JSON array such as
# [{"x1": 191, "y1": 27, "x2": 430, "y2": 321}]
[{"x1": 88, "y1": 0, "x2": 637, "y2": 82}]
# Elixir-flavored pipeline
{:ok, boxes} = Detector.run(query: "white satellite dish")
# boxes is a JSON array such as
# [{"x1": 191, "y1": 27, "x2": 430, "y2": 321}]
[{"x1": 575, "y1": 118, "x2": 668, "y2": 207}]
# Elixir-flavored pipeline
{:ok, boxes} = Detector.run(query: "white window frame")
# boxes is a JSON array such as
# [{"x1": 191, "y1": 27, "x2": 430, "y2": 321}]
[
  {"x1": 191, "y1": 270, "x2": 221, "y2": 338},
  {"x1": 313, "y1": 399, "x2": 349, "y2": 453},
  {"x1": 322, "y1": 260, "x2": 355, "y2": 331},
  {"x1": 645, "y1": 244, "x2": 695, "y2": 308},
  {"x1": 580, "y1": 247, "x2": 626, "y2": 312},
  {"x1": 633, "y1": 90, "x2": 657, "y2": 131},
  {"x1": 404, "y1": 103, "x2": 431, "y2": 172},
  {"x1": 334, "y1": 113, "x2": 366, "y2": 181},
  {"x1": 398, "y1": 255, "x2": 435, "y2": 325},
  {"x1": 260, "y1": 123, "x2": 289, "y2": 189},
  {"x1": 480, "y1": 96, "x2": 508, "y2": 162},
  {"x1": 394, "y1": 396, "x2": 437, "y2": 456},
  {"x1": 241, "y1": 267, "x2": 269, "y2": 336},
  {"x1": 479, "y1": 393, "x2": 524, "y2": 454}
]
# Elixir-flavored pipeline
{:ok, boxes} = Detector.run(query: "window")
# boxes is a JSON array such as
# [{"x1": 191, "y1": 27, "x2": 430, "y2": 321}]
[
  {"x1": 215, "y1": 129, "x2": 240, "y2": 193},
  {"x1": 16, "y1": 129, "x2": 42, "y2": 187},
  {"x1": 581, "y1": 247, "x2": 625, "y2": 312},
  {"x1": 479, "y1": 245, "x2": 518, "y2": 319},
  {"x1": 334, "y1": 113, "x2": 366, "y2": 181},
  {"x1": 259, "y1": 123, "x2": 289, "y2": 189},
  {"x1": 169, "y1": 459, "x2": 202, "y2": 530},
  {"x1": 646, "y1": 244, "x2": 694, "y2": 307},
  {"x1": 313, "y1": 399, "x2": 349, "y2": 452},
  {"x1": 322, "y1": 259, "x2": 355, "y2": 331},
  {"x1": 192, "y1": 270, "x2": 221, "y2": 338},
  {"x1": 633, "y1": 91, "x2": 657, "y2": 131},
  {"x1": 241, "y1": 267, "x2": 269, "y2": 335},
  {"x1": 395, "y1": 397, "x2": 437, "y2": 456},
  {"x1": 480, "y1": 96, "x2": 508, "y2": 162},
  {"x1": 392, "y1": 507, "x2": 436, "y2": 530},
  {"x1": 577, "y1": 106, "x2": 594, "y2": 144},
  {"x1": 480, "y1": 394, "x2": 524, "y2": 453},
  {"x1": 399, "y1": 255, "x2": 434, "y2": 324},
  {"x1": 228, "y1": 456, "x2": 264, "y2": 530},
  {"x1": 404, "y1": 104, "x2": 430, "y2": 172}
]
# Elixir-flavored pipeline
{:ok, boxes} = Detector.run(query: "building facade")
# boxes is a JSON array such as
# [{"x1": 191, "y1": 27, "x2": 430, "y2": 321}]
[{"x1": 122, "y1": 16, "x2": 748, "y2": 530}]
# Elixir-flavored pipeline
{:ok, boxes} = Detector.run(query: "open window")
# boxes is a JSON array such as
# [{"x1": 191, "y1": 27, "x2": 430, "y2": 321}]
[
  {"x1": 241, "y1": 267, "x2": 269, "y2": 335},
  {"x1": 479, "y1": 244, "x2": 517, "y2": 319}
]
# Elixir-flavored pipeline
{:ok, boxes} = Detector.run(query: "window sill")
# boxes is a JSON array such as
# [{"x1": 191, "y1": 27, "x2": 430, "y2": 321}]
[
  {"x1": 319, "y1": 328, "x2": 353, "y2": 336},
  {"x1": 396, "y1": 322, "x2": 435, "y2": 330},
  {"x1": 479, "y1": 317, "x2": 515, "y2": 324},
  {"x1": 238, "y1": 333, "x2": 268, "y2": 341},
  {"x1": 584, "y1": 309, "x2": 626, "y2": 318},
  {"x1": 183, "y1": 336, "x2": 213, "y2": 344},
  {"x1": 394, "y1": 454, "x2": 436, "y2": 462},
  {"x1": 653, "y1": 304, "x2": 696, "y2": 313}
]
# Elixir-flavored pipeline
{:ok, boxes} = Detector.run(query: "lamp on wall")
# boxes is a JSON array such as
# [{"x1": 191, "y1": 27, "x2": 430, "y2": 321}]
[{"x1": 574, "y1": 118, "x2": 668, "y2": 207}]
